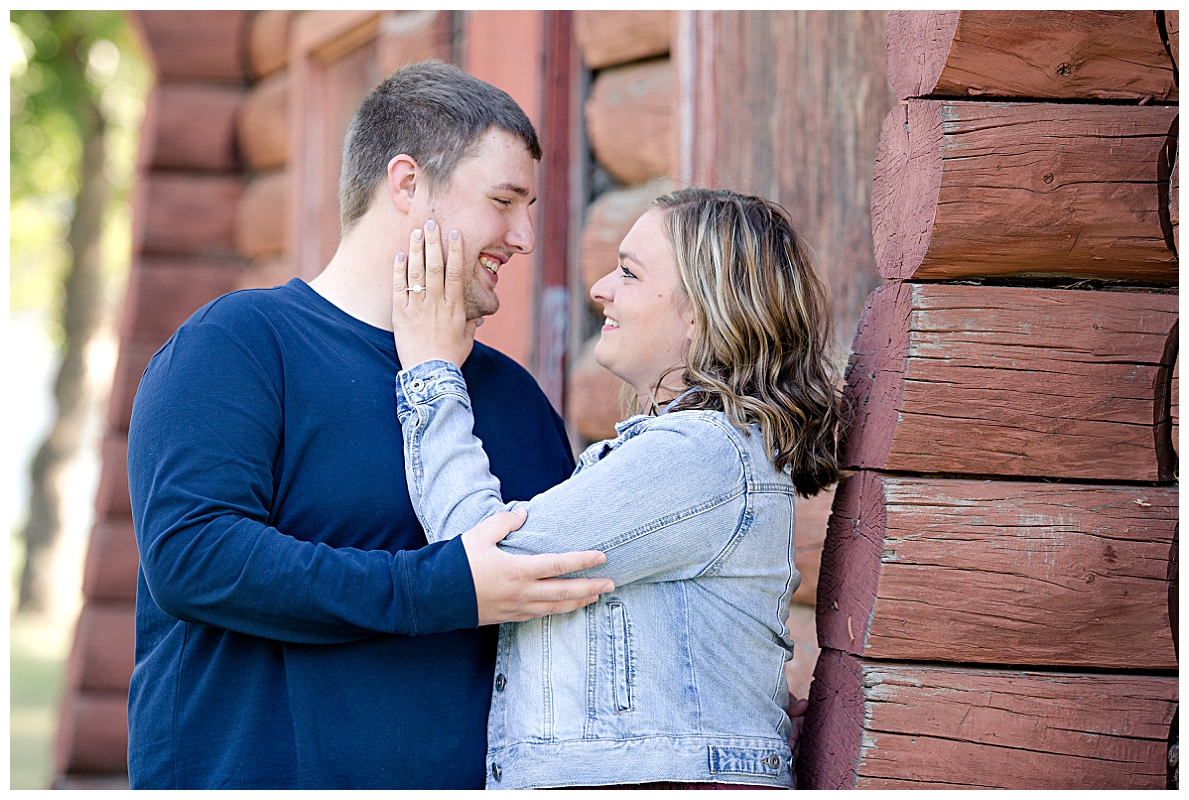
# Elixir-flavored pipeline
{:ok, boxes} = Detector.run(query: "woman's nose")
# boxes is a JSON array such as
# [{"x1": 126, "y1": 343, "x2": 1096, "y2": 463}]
[{"x1": 590, "y1": 269, "x2": 616, "y2": 306}]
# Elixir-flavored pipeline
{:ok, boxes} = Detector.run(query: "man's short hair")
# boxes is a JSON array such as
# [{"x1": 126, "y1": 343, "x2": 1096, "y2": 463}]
[{"x1": 338, "y1": 60, "x2": 543, "y2": 231}]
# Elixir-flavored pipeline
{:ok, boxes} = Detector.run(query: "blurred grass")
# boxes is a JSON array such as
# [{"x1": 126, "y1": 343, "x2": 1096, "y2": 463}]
[{"x1": 10, "y1": 613, "x2": 72, "y2": 789}]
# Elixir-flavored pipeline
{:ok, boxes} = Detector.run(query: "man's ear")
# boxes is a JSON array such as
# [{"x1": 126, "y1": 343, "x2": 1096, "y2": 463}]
[{"x1": 387, "y1": 154, "x2": 419, "y2": 214}]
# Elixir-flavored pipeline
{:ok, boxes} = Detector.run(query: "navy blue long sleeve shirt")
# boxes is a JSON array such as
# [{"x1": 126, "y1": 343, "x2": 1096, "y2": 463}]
[{"x1": 126, "y1": 279, "x2": 574, "y2": 789}]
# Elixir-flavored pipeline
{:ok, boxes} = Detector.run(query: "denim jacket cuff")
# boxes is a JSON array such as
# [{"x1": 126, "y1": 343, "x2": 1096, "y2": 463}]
[{"x1": 395, "y1": 359, "x2": 468, "y2": 419}]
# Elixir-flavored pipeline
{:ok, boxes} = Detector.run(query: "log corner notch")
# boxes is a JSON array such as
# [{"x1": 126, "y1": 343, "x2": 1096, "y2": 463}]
[
  {"x1": 886, "y1": 10, "x2": 1178, "y2": 102},
  {"x1": 871, "y1": 100, "x2": 1179, "y2": 283},
  {"x1": 839, "y1": 282, "x2": 1179, "y2": 482}
]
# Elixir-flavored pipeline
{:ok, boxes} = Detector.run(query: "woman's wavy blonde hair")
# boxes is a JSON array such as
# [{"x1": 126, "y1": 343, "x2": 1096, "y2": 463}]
[{"x1": 634, "y1": 187, "x2": 839, "y2": 497}]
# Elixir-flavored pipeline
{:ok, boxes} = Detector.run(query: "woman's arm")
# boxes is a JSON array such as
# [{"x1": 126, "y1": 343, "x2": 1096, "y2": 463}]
[{"x1": 397, "y1": 360, "x2": 751, "y2": 587}]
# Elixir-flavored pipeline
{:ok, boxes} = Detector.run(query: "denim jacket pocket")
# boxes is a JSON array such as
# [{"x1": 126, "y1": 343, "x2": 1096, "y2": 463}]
[{"x1": 607, "y1": 601, "x2": 633, "y2": 713}]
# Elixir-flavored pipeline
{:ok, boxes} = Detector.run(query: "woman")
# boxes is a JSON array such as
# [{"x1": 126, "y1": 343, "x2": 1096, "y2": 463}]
[{"x1": 391, "y1": 188, "x2": 838, "y2": 789}]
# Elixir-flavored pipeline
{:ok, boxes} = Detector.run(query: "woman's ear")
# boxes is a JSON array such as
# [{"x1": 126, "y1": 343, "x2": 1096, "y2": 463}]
[{"x1": 387, "y1": 154, "x2": 419, "y2": 214}]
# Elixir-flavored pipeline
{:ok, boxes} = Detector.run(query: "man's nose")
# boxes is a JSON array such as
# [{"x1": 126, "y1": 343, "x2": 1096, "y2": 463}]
[{"x1": 506, "y1": 207, "x2": 535, "y2": 254}]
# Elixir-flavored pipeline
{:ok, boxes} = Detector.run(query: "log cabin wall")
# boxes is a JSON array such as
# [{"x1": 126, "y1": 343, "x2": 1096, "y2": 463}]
[{"x1": 799, "y1": 10, "x2": 1179, "y2": 790}]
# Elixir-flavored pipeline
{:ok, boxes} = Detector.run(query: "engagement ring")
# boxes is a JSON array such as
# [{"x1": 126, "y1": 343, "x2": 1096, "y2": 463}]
[{"x1": 407, "y1": 284, "x2": 425, "y2": 294}]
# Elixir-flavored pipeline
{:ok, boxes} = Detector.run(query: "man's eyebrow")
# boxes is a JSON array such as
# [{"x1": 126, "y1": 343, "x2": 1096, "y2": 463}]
[
  {"x1": 492, "y1": 182, "x2": 536, "y2": 206},
  {"x1": 493, "y1": 182, "x2": 530, "y2": 197}
]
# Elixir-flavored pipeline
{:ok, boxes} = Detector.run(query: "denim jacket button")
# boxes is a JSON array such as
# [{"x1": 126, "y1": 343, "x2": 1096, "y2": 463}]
[
  {"x1": 409, "y1": 378, "x2": 425, "y2": 393},
  {"x1": 491, "y1": 763, "x2": 502, "y2": 782},
  {"x1": 495, "y1": 672, "x2": 507, "y2": 692},
  {"x1": 764, "y1": 754, "x2": 781, "y2": 770}
]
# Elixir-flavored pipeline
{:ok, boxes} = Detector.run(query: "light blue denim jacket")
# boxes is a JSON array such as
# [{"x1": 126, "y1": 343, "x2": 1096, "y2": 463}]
[{"x1": 396, "y1": 360, "x2": 799, "y2": 789}]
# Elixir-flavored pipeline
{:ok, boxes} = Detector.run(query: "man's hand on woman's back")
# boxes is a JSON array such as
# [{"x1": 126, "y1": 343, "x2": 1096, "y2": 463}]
[{"x1": 462, "y1": 509, "x2": 615, "y2": 625}]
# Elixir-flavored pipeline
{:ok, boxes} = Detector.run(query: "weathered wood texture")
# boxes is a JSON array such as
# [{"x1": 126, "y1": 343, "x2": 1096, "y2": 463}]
[
  {"x1": 579, "y1": 179, "x2": 673, "y2": 303},
  {"x1": 568, "y1": 335, "x2": 624, "y2": 442},
  {"x1": 841, "y1": 283, "x2": 1178, "y2": 482},
  {"x1": 66, "y1": 603, "x2": 135, "y2": 693},
  {"x1": 1172, "y1": 143, "x2": 1180, "y2": 257},
  {"x1": 54, "y1": 691, "x2": 127, "y2": 775},
  {"x1": 150, "y1": 85, "x2": 243, "y2": 171},
  {"x1": 1168, "y1": 11, "x2": 1180, "y2": 71},
  {"x1": 799, "y1": 649, "x2": 1178, "y2": 789},
  {"x1": 140, "y1": 175, "x2": 244, "y2": 257},
  {"x1": 791, "y1": 486, "x2": 832, "y2": 607},
  {"x1": 872, "y1": 101, "x2": 1178, "y2": 283},
  {"x1": 248, "y1": 10, "x2": 294, "y2": 78},
  {"x1": 133, "y1": 11, "x2": 248, "y2": 83},
  {"x1": 82, "y1": 520, "x2": 138, "y2": 602},
  {"x1": 691, "y1": 11, "x2": 896, "y2": 357},
  {"x1": 887, "y1": 11, "x2": 1177, "y2": 101},
  {"x1": 236, "y1": 170, "x2": 290, "y2": 258},
  {"x1": 239, "y1": 71, "x2": 290, "y2": 171},
  {"x1": 818, "y1": 472, "x2": 1177, "y2": 669},
  {"x1": 585, "y1": 59, "x2": 672, "y2": 185},
  {"x1": 575, "y1": 11, "x2": 671, "y2": 70}
]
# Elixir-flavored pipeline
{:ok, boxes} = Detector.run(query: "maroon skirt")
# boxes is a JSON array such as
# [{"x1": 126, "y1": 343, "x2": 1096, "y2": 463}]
[{"x1": 570, "y1": 782, "x2": 779, "y2": 790}]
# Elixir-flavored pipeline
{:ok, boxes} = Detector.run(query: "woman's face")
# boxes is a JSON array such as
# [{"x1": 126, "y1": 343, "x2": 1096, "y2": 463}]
[{"x1": 590, "y1": 209, "x2": 696, "y2": 405}]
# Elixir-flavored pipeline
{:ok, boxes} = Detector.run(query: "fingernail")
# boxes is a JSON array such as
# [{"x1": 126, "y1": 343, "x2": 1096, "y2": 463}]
[
  {"x1": 450, "y1": 229, "x2": 459, "y2": 241},
  {"x1": 603, "y1": 582, "x2": 615, "y2": 593},
  {"x1": 425, "y1": 219, "x2": 437, "y2": 232},
  {"x1": 412, "y1": 229, "x2": 422, "y2": 241},
  {"x1": 396, "y1": 252, "x2": 406, "y2": 263}
]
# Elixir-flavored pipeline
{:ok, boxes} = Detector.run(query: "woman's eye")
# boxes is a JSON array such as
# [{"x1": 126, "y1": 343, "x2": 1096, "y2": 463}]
[
  {"x1": 619, "y1": 265, "x2": 637, "y2": 279},
  {"x1": 494, "y1": 198, "x2": 512, "y2": 208}
]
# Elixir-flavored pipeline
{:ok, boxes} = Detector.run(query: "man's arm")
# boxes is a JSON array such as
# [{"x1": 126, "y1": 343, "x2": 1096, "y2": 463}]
[{"x1": 130, "y1": 320, "x2": 607, "y2": 642}]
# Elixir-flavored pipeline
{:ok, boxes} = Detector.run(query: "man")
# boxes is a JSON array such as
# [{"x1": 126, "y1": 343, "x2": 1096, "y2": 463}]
[{"x1": 126, "y1": 61, "x2": 613, "y2": 789}]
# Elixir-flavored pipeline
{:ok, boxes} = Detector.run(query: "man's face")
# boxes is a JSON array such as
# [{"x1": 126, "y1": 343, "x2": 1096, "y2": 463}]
[{"x1": 415, "y1": 128, "x2": 537, "y2": 319}]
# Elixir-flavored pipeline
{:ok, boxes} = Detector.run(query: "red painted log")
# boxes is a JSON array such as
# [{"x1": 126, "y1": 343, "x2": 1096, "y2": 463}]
[
  {"x1": 66, "y1": 603, "x2": 135, "y2": 693},
  {"x1": 134, "y1": 11, "x2": 248, "y2": 84},
  {"x1": 790, "y1": 485, "x2": 832, "y2": 607},
  {"x1": 54, "y1": 690, "x2": 127, "y2": 775},
  {"x1": 248, "y1": 10, "x2": 295, "y2": 79},
  {"x1": 887, "y1": 11, "x2": 1176, "y2": 101},
  {"x1": 106, "y1": 341, "x2": 157, "y2": 434},
  {"x1": 585, "y1": 59, "x2": 672, "y2": 185},
  {"x1": 93, "y1": 435, "x2": 130, "y2": 520},
  {"x1": 784, "y1": 602, "x2": 818, "y2": 702},
  {"x1": 119, "y1": 256, "x2": 243, "y2": 347},
  {"x1": 575, "y1": 11, "x2": 671, "y2": 70},
  {"x1": 842, "y1": 283, "x2": 1178, "y2": 481},
  {"x1": 799, "y1": 649, "x2": 1178, "y2": 789},
  {"x1": 150, "y1": 85, "x2": 243, "y2": 172},
  {"x1": 1167, "y1": 11, "x2": 1180, "y2": 72},
  {"x1": 872, "y1": 101, "x2": 1178, "y2": 283},
  {"x1": 238, "y1": 71, "x2": 290, "y2": 171},
  {"x1": 818, "y1": 472, "x2": 1177, "y2": 670},
  {"x1": 236, "y1": 170, "x2": 291, "y2": 258},
  {"x1": 82, "y1": 520, "x2": 138, "y2": 602},
  {"x1": 579, "y1": 179, "x2": 673, "y2": 303},
  {"x1": 567, "y1": 335, "x2": 624, "y2": 442},
  {"x1": 140, "y1": 174, "x2": 244, "y2": 257},
  {"x1": 236, "y1": 256, "x2": 296, "y2": 292}
]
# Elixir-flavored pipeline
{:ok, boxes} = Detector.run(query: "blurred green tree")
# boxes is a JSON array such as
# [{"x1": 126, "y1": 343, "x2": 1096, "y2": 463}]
[{"x1": 11, "y1": 10, "x2": 149, "y2": 612}]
